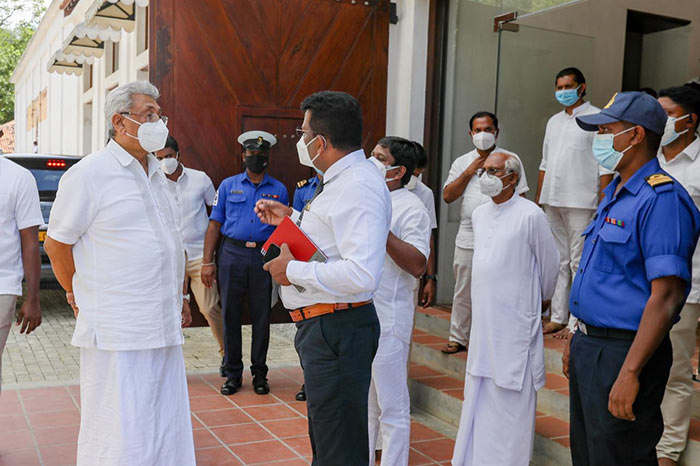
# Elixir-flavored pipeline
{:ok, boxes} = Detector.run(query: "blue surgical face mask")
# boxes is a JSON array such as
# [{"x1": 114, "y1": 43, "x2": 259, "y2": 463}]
[
  {"x1": 661, "y1": 114, "x2": 690, "y2": 146},
  {"x1": 591, "y1": 126, "x2": 635, "y2": 171},
  {"x1": 555, "y1": 85, "x2": 581, "y2": 107}
]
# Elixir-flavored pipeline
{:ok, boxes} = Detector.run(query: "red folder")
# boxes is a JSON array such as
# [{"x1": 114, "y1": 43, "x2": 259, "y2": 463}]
[{"x1": 262, "y1": 216, "x2": 327, "y2": 263}]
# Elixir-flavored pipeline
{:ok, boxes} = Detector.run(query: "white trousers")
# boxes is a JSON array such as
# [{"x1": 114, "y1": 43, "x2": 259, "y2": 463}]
[
  {"x1": 452, "y1": 368, "x2": 536, "y2": 466},
  {"x1": 368, "y1": 334, "x2": 411, "y2": 466},
  {"x1": 450, "y1": 247, "x2": 474, "y2": 346},
  {"x1": 544, "y1": 206, "x2": 595, "y2": 325},
  {"x1": 0, "y1": 295, "x2": 17, "y2": 393},
  {"x1": 77, "y1": 345, "x2": 195, "y2": 466},
  {"x1": 657, "y1": 302, "x2": 700, "y2": 461}
]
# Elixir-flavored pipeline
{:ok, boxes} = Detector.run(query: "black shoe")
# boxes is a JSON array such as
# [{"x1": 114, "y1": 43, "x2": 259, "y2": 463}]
[
  {"x1": 252, "y1": 375, "x2": 270, "y2": 395},
  {"x1": 295, "y1": 384, "x2": 306, "y2": 401},
  {"x1": 221, "y1": 377, "x2": 242, "y2": 396},
  {"x1": 219, "y1": 357, "x2": 225, "y2": 377}
]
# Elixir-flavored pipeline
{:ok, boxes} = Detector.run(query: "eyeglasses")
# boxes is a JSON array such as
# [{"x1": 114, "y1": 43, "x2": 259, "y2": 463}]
[
  {"x1": 121, "y1": 112, "x2": 168, "y2": 125},
  {"x1": 476, "y1": 168, "x2": 509, "y2": 177}
]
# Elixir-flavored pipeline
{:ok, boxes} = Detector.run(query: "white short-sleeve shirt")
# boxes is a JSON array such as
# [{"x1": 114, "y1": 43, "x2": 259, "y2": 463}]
[
  {"x1": 0, "y1": 157, "x2": 43, "y2": 295},
  {"x1": 48, "y1": 140, "x2": 185, "y2": 351},
  {"x1": 538, "y1": 101, "x2": 614, "y2": 209},
  {"x1": 443, "y1": 147, "x2": 529, "y2": 249},
  {"x1": 658, "y1": 137, "x2": 700, "y2": 303},
  {"x1": 165, "y1": 167, "x2": 216, "y2": 261},
  {"x1": 408, "y1": 178, "x2": 438, "y2": 230},
  {"x1": 374, "y1": 188, "x2": 431, "y2": 344}
]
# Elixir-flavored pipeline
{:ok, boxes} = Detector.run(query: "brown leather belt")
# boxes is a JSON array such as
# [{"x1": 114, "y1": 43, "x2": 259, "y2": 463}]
[{"x1": 289, "y1": 300, "x2": 372, "y2": 323}]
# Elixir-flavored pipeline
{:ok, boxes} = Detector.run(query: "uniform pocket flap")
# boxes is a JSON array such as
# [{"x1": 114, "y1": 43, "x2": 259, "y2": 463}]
[
  {"x1": 597, "y1": 225, "x2": 631, "y2": 244},
  {"x1": 227, "y1": 194, "x2": 246, "y2": 203}
]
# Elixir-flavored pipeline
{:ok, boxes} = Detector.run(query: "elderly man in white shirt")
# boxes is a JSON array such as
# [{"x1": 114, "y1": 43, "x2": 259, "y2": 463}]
[
  {"x1": 535, "y1": 67, "x2": 614, "y2": 336},
  {"x1": 0, "y1": 156, "x2": 43, "y2": 394},
  {"x1": 442, "y1": 111, "x2": 529, "y2": 354},
  {"x1": 44, "y1": 81, "x2": 195, "y2": 466},
  {"x1": 255, "y1": 91, "x2": 391, "y2": 465},
  {"x1": 452, "y1": 152, "x2": 559, "y2": 466},
  {"x1": 155, "y1": 136, "x2": 224, "y2": 362},
  {"x1": 368, "y1": 137, "x2": 431, "y2": 465},
  {"x1": 655, "y1": 84, "x2": 700, "y2": 466}
]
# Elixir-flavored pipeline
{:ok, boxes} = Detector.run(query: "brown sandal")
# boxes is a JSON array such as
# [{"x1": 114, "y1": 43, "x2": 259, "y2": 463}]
[{"x1": 441, "y1": 342, "x2": 466, "y2": 354}]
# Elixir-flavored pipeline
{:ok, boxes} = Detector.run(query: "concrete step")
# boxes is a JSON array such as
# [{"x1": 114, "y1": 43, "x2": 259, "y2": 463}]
[
  {"x1": 415, "y1": 307, "x2": 700, "y2": 419},
  {"x1": 411, "y1": 306, "x2": 700, "y2": 465},
  {"x1": 407, "y1": 362, "x2": 573, "y2": 465}
]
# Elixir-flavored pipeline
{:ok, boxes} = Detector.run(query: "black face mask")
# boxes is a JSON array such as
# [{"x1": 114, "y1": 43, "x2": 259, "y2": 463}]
[{"x1": 245, "y1": 155, "x2": 269, "y2": 174}]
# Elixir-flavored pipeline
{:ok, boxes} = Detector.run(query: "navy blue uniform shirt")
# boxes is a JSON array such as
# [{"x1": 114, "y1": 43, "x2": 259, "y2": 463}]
[
  {"x1": 570, "y1": 157, "x2": 700, "y2": 331},
  {"x1": 210, "y1": 171, "x2": 289, "y2": 242},
  {"x1": 292, "y1": 176, "x2": 320, "y2": 212}
]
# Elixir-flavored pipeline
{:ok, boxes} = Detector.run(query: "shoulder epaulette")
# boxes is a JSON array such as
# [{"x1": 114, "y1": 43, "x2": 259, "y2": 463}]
[
  {"x1": 296, "y1": 179, "x2": 308, "y2": 189},
  {"x1": 645, "y1": 173, "x2": 674, "y2": 189}
]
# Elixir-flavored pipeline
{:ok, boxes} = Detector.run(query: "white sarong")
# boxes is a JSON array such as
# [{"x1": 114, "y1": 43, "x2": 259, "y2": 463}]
[
  {"x1": 77, "y1": 345, "x2": 195, "y2": 466},
  {"x1": 452, "y1": 363, "x2": 537, "y2": 466}
]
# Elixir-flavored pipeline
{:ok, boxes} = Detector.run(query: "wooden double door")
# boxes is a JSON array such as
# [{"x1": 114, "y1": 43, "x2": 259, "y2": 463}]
[{"x1": 150, "y1": 0, "x2": 390, "y2": 324}]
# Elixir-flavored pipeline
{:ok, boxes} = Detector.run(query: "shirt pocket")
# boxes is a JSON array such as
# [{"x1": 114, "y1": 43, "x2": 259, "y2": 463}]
[
  {"x1": 594, "y1": 225, "x2": 631, "y2": 274},
  {"x1": 226, "y1": 194, "x2": 247, "y2": 220}
]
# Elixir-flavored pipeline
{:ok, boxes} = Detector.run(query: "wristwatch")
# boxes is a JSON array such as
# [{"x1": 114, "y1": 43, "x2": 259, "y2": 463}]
[
  {"x1": 424, "y1": 274, "x2": 438, "y2": 281},
  {"x1": 183, "y1": 294, "x2": 191, "y2": 302}
]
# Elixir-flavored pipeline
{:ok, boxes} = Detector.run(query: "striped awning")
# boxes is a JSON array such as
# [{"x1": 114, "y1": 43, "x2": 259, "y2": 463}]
[
  {"x1": 85, "y1": 0, "x2": 148, "y2": 33},
  {"x1": 59, "y1": 22, "x2": 121, "y2": 59},
  {"x1": 47, "y1": 51, "x2": 96, "y2": 76}
]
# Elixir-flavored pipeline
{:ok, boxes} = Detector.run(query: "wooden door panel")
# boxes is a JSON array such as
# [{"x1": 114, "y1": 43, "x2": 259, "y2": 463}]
[{"x1": 151, "y1": 0, "x2": 389, "y2": 324}]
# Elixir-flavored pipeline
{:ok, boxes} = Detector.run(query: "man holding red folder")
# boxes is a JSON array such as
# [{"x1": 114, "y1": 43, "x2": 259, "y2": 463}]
[{"x1": 255, "y1": 91, "x2": 391, "y2": 465}]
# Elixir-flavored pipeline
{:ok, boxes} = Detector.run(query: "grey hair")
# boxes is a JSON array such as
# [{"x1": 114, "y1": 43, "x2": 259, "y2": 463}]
[
  {"x1": 503, "y1": 154, "x2": 522, "y2": 182},
  {"x1": 104, "y1": 81, "x2": 160, "y2": 138}
]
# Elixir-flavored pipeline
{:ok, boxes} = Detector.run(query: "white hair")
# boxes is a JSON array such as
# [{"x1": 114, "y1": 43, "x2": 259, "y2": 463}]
[
  {"x1": 503, "y1": 154, "x2": 522, "y2": 182},
  {"x1": 104, "y1": 81, "x2": 160, "y2": 138}
]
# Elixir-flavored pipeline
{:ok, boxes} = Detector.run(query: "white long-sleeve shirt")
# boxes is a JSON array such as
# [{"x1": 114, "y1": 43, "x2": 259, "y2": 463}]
[
  {"x1": 281, "y1": 149, "x2": 392, "y2": 309},
  {"x1": 374, "y1": 188, "x2": 431, "y2": 344},
  {"x1": 539, "y1": 101, "x2": 614, "y2": 209},
  {"x1": 467, "y1": 194, "x2": 559, "y2": 391}
]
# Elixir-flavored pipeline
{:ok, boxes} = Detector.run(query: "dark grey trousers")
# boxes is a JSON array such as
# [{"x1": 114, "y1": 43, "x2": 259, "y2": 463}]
[{"x1": 295, "y1": 303, "x2": 380, "y2": 466}]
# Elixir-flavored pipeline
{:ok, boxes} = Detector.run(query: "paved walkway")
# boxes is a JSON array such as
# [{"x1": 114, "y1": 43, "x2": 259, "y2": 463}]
[
  {"x1": 0, "y1": 367, "x2": 454, "y2": 465},
  {"x1": 2, "y1": 290, "x2": 299, "y2": 388}
]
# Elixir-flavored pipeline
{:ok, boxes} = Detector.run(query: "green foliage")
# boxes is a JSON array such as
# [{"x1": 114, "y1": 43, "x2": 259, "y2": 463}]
[{"x1": 0, "y1": 0, "x2": 45, "y2": 124}]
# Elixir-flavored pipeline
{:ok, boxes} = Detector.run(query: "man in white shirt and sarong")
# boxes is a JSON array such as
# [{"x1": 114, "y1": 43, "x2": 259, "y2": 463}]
[
  {"x1": 452, "y1": 152, "x2": 559, "y2": 466},
  {"x1": 442, "y1": 111, "x2": 529, "y2": 354},
  {"x1": 368, "y1": 137, "x2": 431, "y2": 465},
  {"x1": 536, "y1": 67, "x2": 613, "y2": 336},
  {"x1": 44, "y1": 81, "x2": 195, "y2": 466}
]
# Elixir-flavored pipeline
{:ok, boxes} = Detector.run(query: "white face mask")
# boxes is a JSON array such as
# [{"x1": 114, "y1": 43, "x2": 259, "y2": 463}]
[
  {"x1": 472, "y1": 131, "x2": 496, "y2": 151},
  {"x1": 478, "y1": 172, "x2": 511, "y2": 198},
  {"x1": 406, "y1": 175, "x2": 419, "y2": 190},
  {"x1": 160, "y1": 157, "x2": 179, "y2": 175},
  {"x1": 369, "y1": 156, "x2": 387, "y2": 177},
  {"x1": 124, "y1": 116, "x2": 169, "y2": 153},
  {"x1": 661, "y1": 114, "x2": 690, "y2": 146},
  {"x1": 384, "y1": 166, "x2": 402, "y2": 184},
  {"x1": 296, "y1": 135, "x2": 323, "y2": 175}
]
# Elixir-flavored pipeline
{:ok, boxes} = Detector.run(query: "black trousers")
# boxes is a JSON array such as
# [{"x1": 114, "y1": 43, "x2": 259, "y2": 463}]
[
  {"x1": 569, "y1": 331, "x2": 672, "y2": 465},
  {"x1": 295, "y1": 303, "x2": 380, "y2": 466},
  {"x1": 217, "y1": 242, "x2": 271, "y2": 380}
]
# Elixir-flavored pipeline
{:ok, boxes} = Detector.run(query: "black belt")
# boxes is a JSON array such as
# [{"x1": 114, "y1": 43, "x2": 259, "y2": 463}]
[
  {"x1": 578, "y1": 321, "x2": 637, "y2": 341},
  {"x1": 224, "y1": 237, "x2": 265, "y2": 249}
]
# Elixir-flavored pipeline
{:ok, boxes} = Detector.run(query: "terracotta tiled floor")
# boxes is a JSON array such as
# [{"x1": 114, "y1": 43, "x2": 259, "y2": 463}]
[{"x1": 0, "y1": 366, "x2": 454, "y2": 465}]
